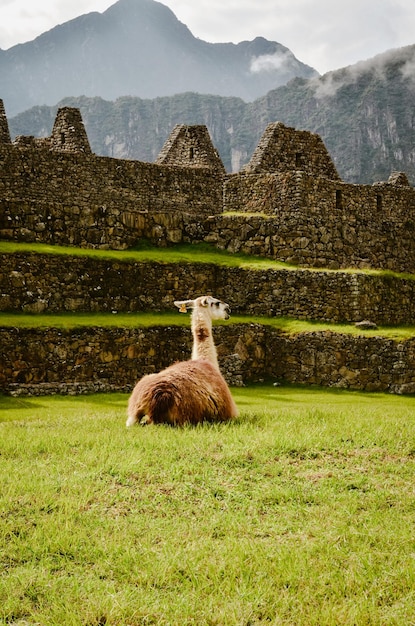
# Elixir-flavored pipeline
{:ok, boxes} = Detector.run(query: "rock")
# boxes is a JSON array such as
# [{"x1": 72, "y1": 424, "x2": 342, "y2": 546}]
[{"x1": 355, "y1": 320, "x2": 378, "y2": 330}]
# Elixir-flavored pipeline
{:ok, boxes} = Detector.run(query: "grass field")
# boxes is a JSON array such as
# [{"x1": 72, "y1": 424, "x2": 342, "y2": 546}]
[{"x1": 1, "y1": 385, "x2": 415, "y2": 625}]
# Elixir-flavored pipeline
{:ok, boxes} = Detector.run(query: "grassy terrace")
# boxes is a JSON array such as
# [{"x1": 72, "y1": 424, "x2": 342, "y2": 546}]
[
  {"x1": 2, "y1": 240, "x2": 415, "y2": 339},
  {"x1": 2, "y1": 311, "x2": 415, "y2": 340},
  {"x1": 1, "y1": 240, "x2": 295, "y2": 270},
  {"x1": 2, "y1": 239, "x2": 415, "y2": 280}
]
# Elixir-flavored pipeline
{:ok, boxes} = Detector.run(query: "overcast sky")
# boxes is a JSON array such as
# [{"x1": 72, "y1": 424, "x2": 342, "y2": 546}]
[{"x1": 0, "y1": 0, "x2": 414, "y2": 74}]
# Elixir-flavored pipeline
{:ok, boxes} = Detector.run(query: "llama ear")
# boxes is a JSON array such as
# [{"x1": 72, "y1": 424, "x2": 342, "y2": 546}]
[
  {"x1": 199, "y1": 296, "x2": 210, "y2": 307},
  {"x1": 174, "y1": 300, "x2": 194, "y2": 313}
]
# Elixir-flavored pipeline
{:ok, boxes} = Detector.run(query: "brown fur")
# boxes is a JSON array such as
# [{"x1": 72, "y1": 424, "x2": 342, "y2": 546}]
[
  {"x1": 126, "y1": 295, "x2": 238, "y2": 427},
  {"x1": 127, "y1": 358, "x2": 238, "y2": 426},
  {"x1": 195, "y1": 324, "x2": 209, "y2": 342}
]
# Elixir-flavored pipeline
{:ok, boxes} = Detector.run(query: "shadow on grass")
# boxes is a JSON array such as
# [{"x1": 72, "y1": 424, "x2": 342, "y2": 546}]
[{"x1": 0, "y1": 394, "x2": 44, "y2": 411}]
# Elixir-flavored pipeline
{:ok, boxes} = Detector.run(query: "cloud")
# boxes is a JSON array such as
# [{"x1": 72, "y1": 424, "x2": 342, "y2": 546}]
[
  {"x1": 310, "y1": 73, "x2": 342, "y2": 99},
  {"x1": 310, "y1": 46, "x2": 415, "y2": 100},
  {"x1": 399, "y1": 54, "x2": 415, "y2": 83},
  {"x1": 250, "y1": 50, "x2": 291, "y2": 73},
  {"x1": 153, "y1": 0, "x2": 415, "y2": 74},
  {"x1": 1, "y1": 0, "x2": 415, "y2": 75},
  {"x1": 310, "y1": 59, "x2": 381, "y2": 100}
]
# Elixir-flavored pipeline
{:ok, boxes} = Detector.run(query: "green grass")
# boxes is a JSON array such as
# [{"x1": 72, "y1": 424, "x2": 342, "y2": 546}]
[
  {"x1": 0, "y1": 240, "x2": 293, "y2": 271},
  {"x1": 1, "y1": 310, "x2": 415, "y2": 339},
  {"x1": 2, "y1": 239, "x2": 415, "y2": 280},
  {"x1": 1, "y1": 385, "x2": 415, "y2": 625}
]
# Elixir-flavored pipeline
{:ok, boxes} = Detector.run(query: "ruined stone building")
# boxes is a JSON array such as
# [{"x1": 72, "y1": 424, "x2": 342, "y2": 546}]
[
  {"x1": 1, "y1": 99, "x2": 415, "y2": 273},
  {"x1": 2, "y1": 99, "x2": 415, "y2": 396}
]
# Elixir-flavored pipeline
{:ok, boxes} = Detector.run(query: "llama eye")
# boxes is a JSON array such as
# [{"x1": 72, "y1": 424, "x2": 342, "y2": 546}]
[{"x1": 215, "y1": 302, "x2": 220, "y2": 307}]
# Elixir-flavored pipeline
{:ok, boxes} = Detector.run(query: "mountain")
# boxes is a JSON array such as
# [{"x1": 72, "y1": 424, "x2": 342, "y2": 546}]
[
  {"x1": 0, "y1": 0, "x2": 317, "y2": 117},
  {"x1": 249, "y1": 45, "x2": 415, "y2": 184},
  {"x1": 9, "y1": 44, "x2": 415, "y2": 184}
]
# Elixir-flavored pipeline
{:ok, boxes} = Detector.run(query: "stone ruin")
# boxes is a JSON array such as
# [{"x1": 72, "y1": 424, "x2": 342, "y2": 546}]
[
  {"x1": 1, "y1": 100, "x2": 415, "y2": 273},
  {"x1": 2, "y1": 99, "x2": 415, "y2": 396}
]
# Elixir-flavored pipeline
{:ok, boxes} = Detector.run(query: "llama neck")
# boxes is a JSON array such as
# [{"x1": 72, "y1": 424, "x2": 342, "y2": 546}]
[{"x1": 191, "y1": 309, "x2": 219, "y2": 369}]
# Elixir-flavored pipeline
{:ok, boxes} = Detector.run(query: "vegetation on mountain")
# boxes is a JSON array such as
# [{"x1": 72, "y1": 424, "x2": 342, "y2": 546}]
[
  {"x1": 8, "y1": 45, "x2": 415, "y2": 183},
  {"x1": 2, "y1": 0, "x2": 415, "y2": 182}
]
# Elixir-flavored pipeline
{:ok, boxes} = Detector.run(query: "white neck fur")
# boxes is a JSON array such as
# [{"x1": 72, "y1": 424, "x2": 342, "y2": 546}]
[{"x1": 191, "y1": 306, "x2": 219, "y2": 369}]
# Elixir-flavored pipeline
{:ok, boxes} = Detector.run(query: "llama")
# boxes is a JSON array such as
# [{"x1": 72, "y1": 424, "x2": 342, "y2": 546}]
[{"x1": 126, "y1": 295, "x2": 238, "y2": 426}]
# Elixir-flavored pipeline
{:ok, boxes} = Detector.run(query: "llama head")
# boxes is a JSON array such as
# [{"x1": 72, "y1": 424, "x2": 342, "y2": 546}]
[{"x1": 174, "y1": 296, "x2": 231, "y2": 320}]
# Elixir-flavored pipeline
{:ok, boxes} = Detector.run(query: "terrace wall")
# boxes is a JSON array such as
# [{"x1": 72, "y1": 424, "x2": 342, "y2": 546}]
[
  {"x1": 1, "y1": 325, "x2": 414, "y2": 396},
  {"x1": 2, "y1": 104, "x2": 415, "y2": 398},
  {"x1": 1, "y1": 253, "x2": 415, "y2": 326}
]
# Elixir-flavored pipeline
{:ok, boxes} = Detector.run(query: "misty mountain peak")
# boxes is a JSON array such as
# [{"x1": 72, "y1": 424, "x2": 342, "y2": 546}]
[{"x1": 0, "y1": 0, "x2": 317, "y2": 116}]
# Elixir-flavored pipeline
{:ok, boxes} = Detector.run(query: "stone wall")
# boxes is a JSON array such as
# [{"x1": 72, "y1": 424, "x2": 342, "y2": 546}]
[
  {"x1": 2, "y1": 252, "x2": 415, "y2": 325},
  {"x1": 1, "y1": 106, "x2": 415, "y2": 272},
  {"x1": 220, "y1": 173, "x2": 415, "y2": 272},
  {"x1": 1, "y1": 325, "x2": 414, "y2": 396},
  {"x1": 0, "y1": 144, "x2": 222, "y2": 249},
  {"x1": 269, "y1": 330, "x2": 415, "y2": 395},
  {"x1": 107, "y1": 201, "x2": 415, "y2": 274},
  {"x1": 2, "y1": 106, "x2": 415, "y2": 399},
  {"x1": 0, "y1": 99, "x2": 11, "y2": 144}
]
